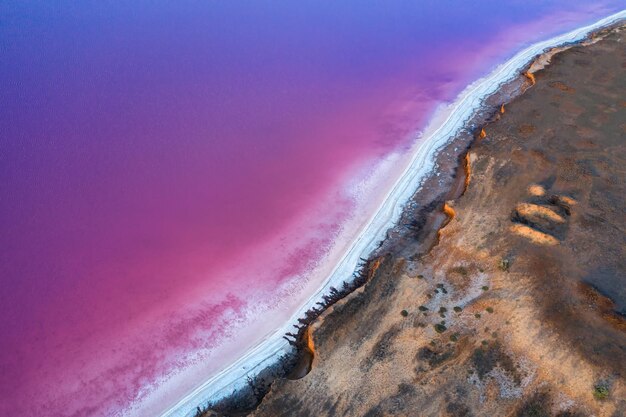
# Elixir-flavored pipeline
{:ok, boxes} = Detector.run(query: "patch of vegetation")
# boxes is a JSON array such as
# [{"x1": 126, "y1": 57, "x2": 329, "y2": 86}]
[
  {"x1": 451, "y1": 266, "x2": 468, "y2": 276},
  {"x1": 453, "y1": 306, "x2": 463, "y2": 312},
  {"x1": 482, "y1": 285, "x2": 489, "y2": 291},
  {"x1": 439, "y1": 307, "x2": 448, "y2": 313},
  {"x1": 472, "y1": 342, "x2": 521, "y2": 384},
  {"x1": 499, "y1": 258, "x2": 510, "y2": 272},
  {"x1": 486, "y1": 307, "x2": 494, "y2": 314},
  {"x1": 397, "y1": 382, "x2": 416, "y2": 396},
  {"x1": 418, "y1": 305, "x2": 429, "y2": 311},
  {"x1": 446, "y1": 401, "x2": 472, "y2": 417},
  {"x1": 417, "y1": 346, "x2": 454, "y2": 367},
  {"x1": 555, "y1": 411, "x2": 585, "y2": 417},
  {"x1": 450, "y1": 333, "x2": 459, "y2": 342},
  {"x1": 434, "y1": 323, "x2": 447, "y2": 333},
  {"x1": 368, "y1": 327, "x2": 400, "y2": 365},
  {"x1": 417, "y1": 274, "x2": 424, "y2": 279},
  {"x1": 475, "y1": 313, "x2": 481, "y2": 319},
  {"x1": 516, "y1": 391, "x2": 550, "y2": 417},
  {"x1": 593, "y1": 383, "x2": 609, "y2": 400},
  {"x1": 401, "y1": 309, "x2": 409, "y2": 317}
]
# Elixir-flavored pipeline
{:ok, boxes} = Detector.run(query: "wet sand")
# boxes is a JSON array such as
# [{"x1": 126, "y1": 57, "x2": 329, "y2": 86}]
[{"x1": 200, "y1": 25, "x2": 626, "y2": 417}]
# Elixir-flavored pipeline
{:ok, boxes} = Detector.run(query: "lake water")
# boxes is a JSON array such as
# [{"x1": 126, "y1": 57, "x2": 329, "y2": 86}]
[{"x1": 1, "y1": 2, "x2": 623, "y2": 416}]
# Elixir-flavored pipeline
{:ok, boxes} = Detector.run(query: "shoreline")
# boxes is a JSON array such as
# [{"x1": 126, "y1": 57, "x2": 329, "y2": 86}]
[
  {"x1": 158, "y1": 11, "x2": 626, "y2": 417},
  {"x1": 250, "y1": 24, "x2": 626, "y2": 416}
]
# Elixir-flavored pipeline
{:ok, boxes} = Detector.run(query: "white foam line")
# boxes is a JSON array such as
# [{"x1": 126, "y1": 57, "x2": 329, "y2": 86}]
[{"x1": 159, "y1": 10, "x2": 625, "y2": 417}]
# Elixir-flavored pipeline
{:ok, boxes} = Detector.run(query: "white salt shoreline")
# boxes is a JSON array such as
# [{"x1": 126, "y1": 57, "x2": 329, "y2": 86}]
[{"x1": 154, "y1": 10, "x2": 625, "y2": 417}]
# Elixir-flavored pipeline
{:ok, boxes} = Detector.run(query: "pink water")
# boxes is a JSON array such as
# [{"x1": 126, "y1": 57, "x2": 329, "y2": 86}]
[{"x1": 1, "y1": 2, "x2": 623, "y2": 416}]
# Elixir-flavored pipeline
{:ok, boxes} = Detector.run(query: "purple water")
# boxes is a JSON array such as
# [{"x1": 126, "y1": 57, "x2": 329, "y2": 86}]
[{"x1": 1, "y1": 2, "x2": 623, "y2": 416}]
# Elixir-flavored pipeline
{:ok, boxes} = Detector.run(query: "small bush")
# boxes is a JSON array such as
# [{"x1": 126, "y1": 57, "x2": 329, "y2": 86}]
[
  {"x1": 401, "y1": 309, "x2": 409, "y2": 317},
  {"x1": 475, "y1": 313, "x2": 481, "y2": 319},
  {"x1": 418, "y1": 305, "x2": 429, "y2": 311},
  {"x1": 434, "y1": 323, "x2": 447, "y2": 333},
  {"x1": 417, "y1": 274, "x2": 424, "y2": 279},
  {"x1": 498, "y1": 258, "x2": 510, "y2": 272},
  {"x1": 453, "y1": 306, "x2": 463, "y2": 312},
  {"x1": 486, "y1": 307, "x2": 494, "y2": 314},
  {"x1": 481, "y1": 286, "x2": 489, "y2": 291},
  {"x1": 593, "y1": 384, "x2": 609, "y2": 400}
]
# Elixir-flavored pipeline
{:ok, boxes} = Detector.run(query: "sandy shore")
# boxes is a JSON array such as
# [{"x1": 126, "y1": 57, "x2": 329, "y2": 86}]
[{"x1": 168, "y1": 12, "x2": 626, "y2": 417}]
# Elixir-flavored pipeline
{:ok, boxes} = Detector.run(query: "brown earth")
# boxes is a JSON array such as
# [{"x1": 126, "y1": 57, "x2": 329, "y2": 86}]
[{"x1": 204, "y1": 26, "x2": 626, "y2": 417}]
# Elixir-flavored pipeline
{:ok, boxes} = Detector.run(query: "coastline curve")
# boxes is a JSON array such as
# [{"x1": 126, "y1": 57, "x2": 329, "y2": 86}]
[{"x1": 154, "y1": 10, "x2": 626, "y2": 417}]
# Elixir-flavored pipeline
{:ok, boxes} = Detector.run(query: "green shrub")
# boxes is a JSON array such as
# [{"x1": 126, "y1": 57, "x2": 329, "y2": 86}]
[
  {"x1": 434, "y1": 324, "x2": 447, "y2": 333},
  {"x1": 453, "y1": 306, "x2": 463, "y2": 312},
  {"x1": 593, "y1": 384, "x2": 609, "y2": 400},
  {"x1": 498, "y1": 258, "x2": 510, "y2": 271},
  {"x1": 401, "y1": 309, "x2": 409, "y2": 317}
]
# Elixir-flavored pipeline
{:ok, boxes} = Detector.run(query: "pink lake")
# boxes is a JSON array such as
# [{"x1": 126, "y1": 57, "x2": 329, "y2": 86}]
[{"x1": 1, "y1": 2, "x2": 624, "y2": 416}]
